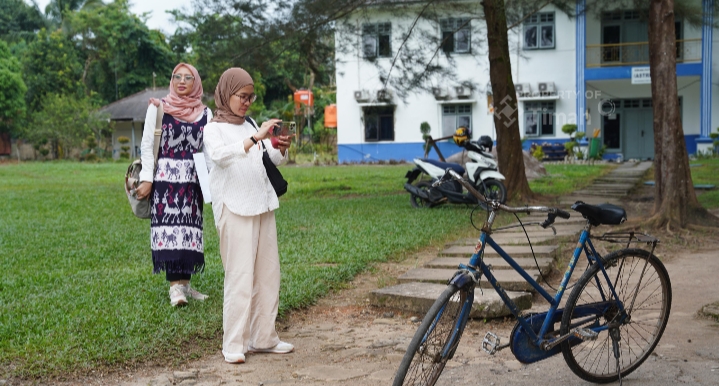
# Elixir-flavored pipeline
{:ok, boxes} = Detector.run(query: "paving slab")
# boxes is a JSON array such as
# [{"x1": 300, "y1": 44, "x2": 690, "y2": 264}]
[
  {"x1": 425, "y1": 257, "x2": 554, "y2": 275},
  {"x1": 370, "y1": 282, "x2": 532, "y2": 319},
  {"x1": 589, "y1": 183, "x2": 637, "y2": 189},
  {"x1": 439, "y1": 244, "x2": 557, "y2": 258},
  {"x1": 398, "y1": 268, "x2": 541, "y2": 291},
  {"x1": 560, "y1": 196, "x2": 620, "y2": 206}
]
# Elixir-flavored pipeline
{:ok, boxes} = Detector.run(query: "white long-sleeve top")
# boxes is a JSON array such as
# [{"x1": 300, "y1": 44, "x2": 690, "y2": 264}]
[
  {"x1": 138, "y1": 103, "x2": 213, "y2": 182},
  {"x1": 202, "y1": 119, "x2": 288, "y2": 223}
]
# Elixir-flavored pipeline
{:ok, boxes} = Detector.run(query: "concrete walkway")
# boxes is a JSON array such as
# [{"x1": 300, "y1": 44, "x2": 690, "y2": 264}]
[{"x1": 370, "y1": 161, "x2": 653, "y2": 318}]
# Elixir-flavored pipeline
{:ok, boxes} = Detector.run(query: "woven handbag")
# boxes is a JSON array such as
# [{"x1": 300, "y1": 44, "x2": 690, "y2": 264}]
[{"x1": 124, "y1": 104, "x2": 164, "y2": 219}]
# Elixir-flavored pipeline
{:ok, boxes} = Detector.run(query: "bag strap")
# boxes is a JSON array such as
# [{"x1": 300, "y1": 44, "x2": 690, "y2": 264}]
[
  {"x1": 245, "y1": 116, "x2": 267, "y2": 152},
  {"x1": 152, "y1": 103, "x2": 164, "y2": 170}
]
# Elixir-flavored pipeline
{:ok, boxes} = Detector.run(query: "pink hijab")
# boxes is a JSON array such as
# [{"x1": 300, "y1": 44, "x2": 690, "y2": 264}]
[{"x1": 151, "y1": 63, "x2": 206, "y2": 122}]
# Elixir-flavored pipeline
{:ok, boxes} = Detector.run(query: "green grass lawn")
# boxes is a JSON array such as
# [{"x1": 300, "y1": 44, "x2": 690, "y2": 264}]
[
  {"x1": 690, "y1": 158, "x2": 719, "y2": 209},
  {"x1": 0, "y1": 161, "x2": 611, "y2": 379}
]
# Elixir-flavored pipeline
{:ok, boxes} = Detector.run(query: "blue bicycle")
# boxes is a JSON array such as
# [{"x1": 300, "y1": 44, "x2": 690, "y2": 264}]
[{"x1": 394, "y1": 169, "x2": 672, "y2": 386}]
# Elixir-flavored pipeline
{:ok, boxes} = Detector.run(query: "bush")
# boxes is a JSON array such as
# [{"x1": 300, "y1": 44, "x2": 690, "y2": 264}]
[{"x1": 531, "y1": 144, "x2": 545, "y2": 161}]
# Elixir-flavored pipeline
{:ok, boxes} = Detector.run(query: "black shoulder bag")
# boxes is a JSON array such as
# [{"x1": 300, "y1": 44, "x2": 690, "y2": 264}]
[{"x1": 247, "y1": 117, "x2": 288, "y2": 197}]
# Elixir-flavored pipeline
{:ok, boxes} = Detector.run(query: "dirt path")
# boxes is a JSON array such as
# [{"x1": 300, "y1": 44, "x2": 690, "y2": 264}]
[{"x1": 16, "y1": 196, "x2": 719, "y2": 386}]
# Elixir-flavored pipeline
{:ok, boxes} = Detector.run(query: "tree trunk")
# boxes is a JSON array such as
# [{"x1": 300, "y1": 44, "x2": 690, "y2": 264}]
[
  {"x1": 482, "y1": 0, "x2": 533, "y2": 201},
  {"x1": 646, "y1": 0, "x2": 719, "y2": 228}
]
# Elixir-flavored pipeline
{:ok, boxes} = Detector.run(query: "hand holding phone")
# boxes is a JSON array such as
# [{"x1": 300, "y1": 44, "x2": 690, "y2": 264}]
[{"x1": 271, "y1": 121, "x2": 297, "y2": 137}]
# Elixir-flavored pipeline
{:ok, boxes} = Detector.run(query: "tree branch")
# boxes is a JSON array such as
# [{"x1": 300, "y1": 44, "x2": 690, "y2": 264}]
[
  {"x1": 506, "y1": 0, "x2": 553, "y2": 30},
  {"x1": 383, "y1": 0, "x2": 438, "y2": 89}
]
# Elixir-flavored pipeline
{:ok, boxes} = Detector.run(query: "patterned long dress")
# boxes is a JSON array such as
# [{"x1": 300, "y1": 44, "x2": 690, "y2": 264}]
[{"x1": 150, "y1": 108, "x2": 208, "y2": 274}]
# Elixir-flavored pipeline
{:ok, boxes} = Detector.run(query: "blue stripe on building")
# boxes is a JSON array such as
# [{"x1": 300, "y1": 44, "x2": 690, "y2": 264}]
[{"x1": 576, "y1": 0, "x2": 586, "y2": 134}]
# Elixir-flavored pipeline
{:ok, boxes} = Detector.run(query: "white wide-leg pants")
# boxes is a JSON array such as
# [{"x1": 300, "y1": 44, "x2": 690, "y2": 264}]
[{"x1": 217, "y1": 206, "x2": 281, "y2": 357}]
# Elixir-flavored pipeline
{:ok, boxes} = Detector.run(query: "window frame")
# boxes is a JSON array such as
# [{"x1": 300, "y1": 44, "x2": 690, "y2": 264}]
[
  {"x1": 440, "y1": 18, "x2": 471, "y2": 54},
  {"x1": 363, "y1": 106, "x2": 395, "y2": 142},
  {"x1": 523, "y1": 12, "x2": 555, "y2": 50},
  {"x1": 441, "y1": 104, "x2": 473, "y2": 137},
  {"x1": 362, "y1": 22, "x2": 392, "y2": 59},
  {"x1": 523, "y1": 101, "x2": 555, "y2": 136}
]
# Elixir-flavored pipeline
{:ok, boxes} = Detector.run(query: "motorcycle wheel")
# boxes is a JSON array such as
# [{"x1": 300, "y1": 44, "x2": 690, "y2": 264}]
[
  {"x1": 479, "y1": 179, "x2": 507, "y2": 204},
  {"x1": 410, "y1": 181, "x2": 434, "y2": 208}
]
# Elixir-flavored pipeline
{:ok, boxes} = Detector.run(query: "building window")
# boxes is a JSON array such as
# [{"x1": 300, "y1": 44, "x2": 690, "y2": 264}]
[
  {"x1": 442, "y1": 104, "x2": 472, "y2": 137},
  {"x1": 362, "y1": 23, "x2": 392, "y2": 58},
  {"x1": 524, "y1": 101, "x2": 555, "y2": 136},
  {"x1": 440, "y1": 18, "x2": 471, "y2": 54},
  {"x1": 524, "y1": 12, "x2": 555, "y2": 50},
  {"x1": 364, "y1": 106, "x2": 394, "y2": 141}
]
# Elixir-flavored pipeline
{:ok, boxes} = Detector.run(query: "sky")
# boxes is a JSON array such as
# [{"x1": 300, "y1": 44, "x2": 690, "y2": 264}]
[{"x1": 31, "y1": 0, "x2": 194, "y2": 35}]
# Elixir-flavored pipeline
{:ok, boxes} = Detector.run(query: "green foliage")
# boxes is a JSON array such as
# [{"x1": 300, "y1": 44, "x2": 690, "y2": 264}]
[
  {"x1": 0, "y1": 0, "x2": 46, "y2": 43},
  {"x1": 561, "y1": 123, "x2": 577, "y2": 135},
  {"x1": 531, "y1": 144, "x2": 545, "y2": 161},
  {"x1": 420, "y1": 121, "x2": 431, "y2": 152},
  {"x1": 561, "y1": 123, "x2": 585, "y2": 160},
  {"x1": 25, "y1": 94, "x2": 111, "y2": 159},
  {"x1": 68, "y1": 0, "x2": 175, "y2": 104},
  {"x1": 21, "y1": 28, "x2": 85, "y2": 112},
  {"x1": 0, "y1": 40, "x2": 27, "y2": 134}
]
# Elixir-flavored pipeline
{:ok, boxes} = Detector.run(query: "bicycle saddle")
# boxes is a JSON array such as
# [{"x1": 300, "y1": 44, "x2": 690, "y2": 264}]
[
  {"x1": 421, "y1": 159, "x2": 465, "y2": 175},
  {"x1": 570, "y1": 201, "x2": 627, "y2": 226}
]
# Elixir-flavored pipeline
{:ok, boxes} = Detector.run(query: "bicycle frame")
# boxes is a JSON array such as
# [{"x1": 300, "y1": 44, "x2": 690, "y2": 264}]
[{"x1": 451, "y1": 214, "x2": 624, "y2": 351}]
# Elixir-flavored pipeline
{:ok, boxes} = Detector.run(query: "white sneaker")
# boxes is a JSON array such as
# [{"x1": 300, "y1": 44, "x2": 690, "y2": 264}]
[
  {"x1": 248, "y1": 341, "x2": 294, "y2": 354},
  {"x1": 169, "y1": 284, "x2": 188, "y2": 307},
  {"x1": 184, "y1": 284, "x2": 208, "y2": 301},
  {"x1": 224, "y1": 352, "x2": 245, "y2": 364}
]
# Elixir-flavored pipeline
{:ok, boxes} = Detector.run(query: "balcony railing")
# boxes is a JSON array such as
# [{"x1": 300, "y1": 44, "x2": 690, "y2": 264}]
[{"x1": 586, "y1": 38, "x2": 701, "y2": 68}]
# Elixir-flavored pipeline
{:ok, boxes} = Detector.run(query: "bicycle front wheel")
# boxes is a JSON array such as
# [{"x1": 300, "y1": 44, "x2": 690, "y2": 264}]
[
  {"x1": 560, "y1": 248, "x2": 672, "y2": 383},
  {"x1": 393, "y1": 284, "x2": 470, "y2": 386}
]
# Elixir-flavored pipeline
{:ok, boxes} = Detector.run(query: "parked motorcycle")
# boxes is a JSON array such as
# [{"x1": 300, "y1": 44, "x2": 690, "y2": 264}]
[{"x1": 404, "y1": 129, "x2": 507, "y2": 208}]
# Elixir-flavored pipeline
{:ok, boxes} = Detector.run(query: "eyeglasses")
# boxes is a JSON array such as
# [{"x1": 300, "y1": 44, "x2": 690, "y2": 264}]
[
  {"x1": 232, "y1": 93, "x2": 257, "y2": 104},
  {"x1": 172, "y1": 74, "x2": 195, "y2": 82}
]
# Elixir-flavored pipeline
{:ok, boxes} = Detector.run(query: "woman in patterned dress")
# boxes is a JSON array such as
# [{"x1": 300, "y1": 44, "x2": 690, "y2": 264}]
[{"x1": 135, "y1": 63, "x2": 213, "y2": 306}]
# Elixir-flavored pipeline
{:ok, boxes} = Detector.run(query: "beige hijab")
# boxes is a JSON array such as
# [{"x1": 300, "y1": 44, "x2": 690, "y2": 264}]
[{"x1": 211, "y1": 68, "x2": 254, "y2": 125}]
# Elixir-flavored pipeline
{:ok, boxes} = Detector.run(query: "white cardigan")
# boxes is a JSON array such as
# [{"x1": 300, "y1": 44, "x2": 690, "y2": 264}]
[
  {"x1": 202, "y1": 120, "x2": 288, "y2": 223},
  {"x1": 138, "y1": 104, "x2": 212, "y2": 182}
]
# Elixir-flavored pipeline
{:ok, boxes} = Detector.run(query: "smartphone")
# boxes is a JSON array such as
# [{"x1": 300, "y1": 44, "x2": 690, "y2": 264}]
[{"x1": 271, "y1": 121, "x2": 297, "y2": 136}]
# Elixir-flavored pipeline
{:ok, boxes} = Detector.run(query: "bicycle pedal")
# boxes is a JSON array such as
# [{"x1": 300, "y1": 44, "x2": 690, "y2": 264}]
[
  {"x1": 572, "y1": 327, "x2": 599, "y2": 341},
  {"x1": 481, "y1": 332, "x2": 500, "y2": 355}
]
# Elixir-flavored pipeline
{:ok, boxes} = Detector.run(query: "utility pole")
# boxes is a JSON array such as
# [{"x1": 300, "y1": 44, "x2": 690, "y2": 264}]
[{"x1": 153, "y1": 72, "x2": 156, "y2": 89}]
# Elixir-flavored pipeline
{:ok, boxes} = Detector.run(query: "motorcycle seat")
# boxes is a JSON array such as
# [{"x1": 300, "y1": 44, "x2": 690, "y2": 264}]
[
  {"x1": 421, "y1": 159, "x2": 465, "y2": 175},
  {"x1": 570, "y1": 201, "x2": 627, "y2": 226}
]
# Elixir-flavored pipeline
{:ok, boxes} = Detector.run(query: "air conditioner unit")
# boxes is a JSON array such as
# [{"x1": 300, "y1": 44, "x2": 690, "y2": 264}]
[
  {"x1": 432, "y1": 87, "x2": 449, "y2": 100},
  {"x1": 455, "y1": 86, "x2": 472, "y2": 98},
  {"x1": 515, "y1": 83, "x2": 532, "y2": 98},
  {"x1": 537, "y1": 82, "x2": 556, "y2": 96},
  {"x1": 354, "y1": 90, "x2": 370, "y2": 102},
  {"x1": 377, "y1": 88, "x2": 393, "y2": 102}
]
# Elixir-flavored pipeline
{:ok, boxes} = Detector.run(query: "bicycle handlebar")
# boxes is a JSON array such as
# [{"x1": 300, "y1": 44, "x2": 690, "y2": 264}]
[{"x1": 439, "y1": 169, "x2": 570, "y2": 223}]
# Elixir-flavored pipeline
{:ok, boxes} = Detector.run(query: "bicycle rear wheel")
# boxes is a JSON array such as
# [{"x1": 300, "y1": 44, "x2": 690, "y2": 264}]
[
  {"x1": 393, "y1": 284, "x2": 471, "y2": 386},
  {"x1": 560, "y1": 248, "x2": 672, "y2": 383}
]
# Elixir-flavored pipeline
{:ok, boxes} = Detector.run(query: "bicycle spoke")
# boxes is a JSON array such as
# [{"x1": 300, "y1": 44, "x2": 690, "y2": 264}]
[{"x1": 561, "y1": 249, "x2": 671, "y2": 383}]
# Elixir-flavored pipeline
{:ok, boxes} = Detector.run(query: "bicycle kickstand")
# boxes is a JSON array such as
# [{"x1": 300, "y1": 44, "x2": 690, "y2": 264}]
[{"x1": 609, "y1": 327, "x2": 622, "y2": 386}]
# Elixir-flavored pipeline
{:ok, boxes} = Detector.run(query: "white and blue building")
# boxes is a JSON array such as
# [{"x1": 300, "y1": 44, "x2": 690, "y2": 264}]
[{"x1": 334, "y1": 0, "x2": 718, "y2": 163}]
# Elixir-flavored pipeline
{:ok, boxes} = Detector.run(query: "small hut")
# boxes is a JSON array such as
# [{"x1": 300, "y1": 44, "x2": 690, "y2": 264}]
[{"x1": 100, "y1": 88, "x2": 168, "y2": 159}]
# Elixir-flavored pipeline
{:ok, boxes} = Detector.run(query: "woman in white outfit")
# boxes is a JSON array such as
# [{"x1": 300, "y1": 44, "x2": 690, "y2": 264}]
[{"x1": 203, "y1": 67, "x2": 294, "y2": 364}]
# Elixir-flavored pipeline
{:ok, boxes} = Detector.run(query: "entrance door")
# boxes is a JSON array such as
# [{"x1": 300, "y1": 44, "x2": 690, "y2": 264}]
[
  {"x1": 624, "y1": 108, "x2": 654, "y2": 160},
  {"x1": 603, "y1": 113, "x2": 621, "y2": 150}
]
